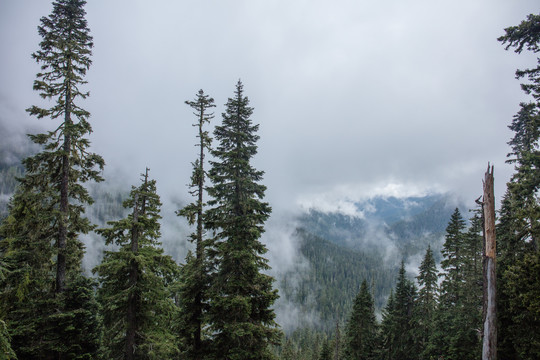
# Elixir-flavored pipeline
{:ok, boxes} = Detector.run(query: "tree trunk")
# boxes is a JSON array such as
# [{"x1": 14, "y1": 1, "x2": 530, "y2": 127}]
[
  {"x1": 56, "y1": 88, "x2": 71, "y2": 295},
  {"x1": 194, "y1": 114, "x2": 205, "y2": 359},
  {"x1": 126, "y1": 192, "x2": 140, "y2": 360},
  {"x1": 482, "y1": 164, "x2": 497, "y2": 360}
]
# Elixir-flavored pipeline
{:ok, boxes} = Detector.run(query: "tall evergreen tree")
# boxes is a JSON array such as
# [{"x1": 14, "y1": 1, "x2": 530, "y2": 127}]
[
  {"x1": 415, "y1": 245, "x2": 438, "y2": 359},
  {"x1": 319, "y1": 340, "x2": 332, "y2": 360},
  {"x1": 205, "y1": 80, "x2": 281, "y2": 359},
  {"x1": 26, "y1": 0, "x2": 104, "y2": 294},
  {"x1": 497, "y1": 13, "x2": 540, "y2": 359},
  {"x1": 430, "y1": 208, "x2": 481, "y2": 360},
  {"x1": 380, "y1": 290, "x2": 396, "y2": 360},
  {"x1": 439, "y1": 208, "x2": 467, "y2": 305},
  {"x1": 94, "y1": 170, "x2": 178, "y2": 359},
  {"x1": 343, "y1": 280, "x2": 378, "y2": 360},
  {"x1": 381, "y1": 263, "x2": 418, "y2": 360},
  {"x1": 176, "y1": 89, "x2": 215, "y2": 360},
  {"x1": 0, "y1": 2, "x2": 105, "y2": 358}
]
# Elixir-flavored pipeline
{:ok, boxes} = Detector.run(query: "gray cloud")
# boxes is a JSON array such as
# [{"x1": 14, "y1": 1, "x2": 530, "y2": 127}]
[{"x1": 1, "y1": 1, "x2": 538, "y2": 326}]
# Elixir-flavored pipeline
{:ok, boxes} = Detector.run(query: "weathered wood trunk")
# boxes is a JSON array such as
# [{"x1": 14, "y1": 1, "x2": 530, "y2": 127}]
[{"x1": 482, "y1": 164, "x2": 497, "y2": 360}]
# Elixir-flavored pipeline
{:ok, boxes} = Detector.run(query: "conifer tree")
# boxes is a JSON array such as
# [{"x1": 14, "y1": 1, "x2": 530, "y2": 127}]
[
  {"x1": 439, "y1": 208, "x2": 467, "y2": 305},
  {"x1": 176, "y1": 90, "x2": 215, "y2": 359},
  {"x1": 0, "y1": 190, "x2": 102, "y2": 359},
  {"x1": 94, "y1": 170, "x2": 178, "y2": 359},
  {"x1": 26, "y1": 0, "x2": 104, "y2": 294},
  {"x1": 0, "y1": 189, "x2": 57, "y2": 358},
  {"x1": 0, "y1": 319, "x2": 16, "y2": 359},
  {"x1": 0, "y1": 2, "x2": 104, "y2": 358},
  {"x1": 497, "y1": 14, "x2": 540, "y2": 358},
  {"x1": 0, "y1": 259, "x2": 16, "y2": 360},
  {"x1": 319, "y1": 340, "x2": 332, "y2": 360},
  {"x1": 380, "y1": 290, "x2": 396, "y2": 360},
  {"x1": 432, "y1": 208, "x2": 481, "y2": 360},
  {"x1": 381, "y1": 263, "x2": 418, "y2": 360},
  {"x1": 206, "y1": 80, "x2": 281, "y2": 359},
  {"x1": 343, "y1": 280, "x2": 378, "y2": 360},
  {"x1": 415, "y1": 245, "x2": 438, "y2": 359}
]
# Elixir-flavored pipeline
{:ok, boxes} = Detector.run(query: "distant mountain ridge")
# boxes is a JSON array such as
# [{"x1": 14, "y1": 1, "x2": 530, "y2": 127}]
[
  {"x1": 296, "y1": 193, "x2": 467, "y2": 260},
  {"x1": 276, "y1": 192, "x2": 470, "y2": 332}
]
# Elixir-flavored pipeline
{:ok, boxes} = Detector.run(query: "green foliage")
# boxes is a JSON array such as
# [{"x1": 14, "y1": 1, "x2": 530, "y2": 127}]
[
  {"x1": 318, "y1": 339, "x2": 331, "y2": 360},
  {"x1": 94, "y1": 173, "x2": 178, "y2": 359},
  {"x1": 343, "y1": 280, "x2": 379, "y2": 360},
  {"x1": 426, "y1": 209, "x2": 482, "y2": 360},
  {"x1": 504, "y1": 250, "x2": 540, "y2": 359},
  {"x1": 283, "y1": 229, "x2": 395, "y2": 331},
  {"x1": 497, "y1": 13, "x2": 540, "y2": 359},
  {"x1": 25, "y1": 0, "x2": 104, "y2": 294},
  {"x1": 415, "y1": 245, "x2": 438, "y2": 359},
  {"x1": 175, "y1": 89, "x2": 215, "y2": 359},
  {"x1": 380, "y1": 262, "x2": 418, "y2": 360},
  {"x1": 0, "y1": 320, "x2": 16, "y2": 360},
  {"x1": 206, "y1": 80, "x2": 281, "y2": 359}
]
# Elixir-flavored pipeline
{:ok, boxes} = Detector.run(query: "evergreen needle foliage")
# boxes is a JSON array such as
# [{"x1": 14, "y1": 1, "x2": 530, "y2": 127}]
[
  {"x1": 343, "y1": 280, "x2": 379, "y2": 360},
  {"x1": 206, "y1": 80, "x2": 281, "y2": 359},
  {"x1": 497, "y1": 12, "x2": 540, "y2": 359},
  {"x1": 175, "y1": 89, "x2": 215, "y2": 360},
  {"x1": 0, "y1": 1, "x2": 103, "y2": 358},
  {"x1": 94, "y1": 171, "x2": 178, "y2": 360}
]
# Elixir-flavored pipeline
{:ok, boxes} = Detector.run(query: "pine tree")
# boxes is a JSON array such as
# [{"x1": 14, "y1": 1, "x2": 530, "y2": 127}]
[
  {"x1": 280, "y1": 338, "x2": 296, "y2": 360},
  {"x1": 343, "y1": 280, "x2": 378, "y2": 360},
  {"x1": 380, "y1": 290, "x2": 396, "y2": 360},
  {"x1": 439, "y1": 208, "x2": 467, "y2": 305},
  {"x1": 0, "y1": 189, "x2": 56, "y2": 358},
  {"x1": 319, "y1": 340, "x2": 332, "y2": 360},
  {"x1": 0, "y1": 320, "x2": 16, "y2": 360},
  {"x1": 94, "y1": 170, "x2": 178, "y2": 359},
  {"x1": 206, "y1": 80, "x2": 281, "y2": 359},
  {"x1": 497, "y1": 14, "x2": 540, "y2": 359},
  {"x1": 415, "y1": 246, "x2": 438, "y2": 359},
  {"x1": 503, "y1": 250, "x2": 540, "y2": 358},
  {"x1": 0, "y1": 260, "x2": 16, "y2": 360},
  {"x1": 26, "y1": 0, "x2": 104, "y2": 294},
  {"x1": 0, "y1": 2, "x2": 105, "y2": 358},
  {"x1": 175, "y1": 90, "x2": 215, "y2": 359},
  {"x1": 381, "y1": 263, "x2": 418, "y2": 360},
  {"x1": 433, "y1": 208, "x2": 481, "y2": 360}
]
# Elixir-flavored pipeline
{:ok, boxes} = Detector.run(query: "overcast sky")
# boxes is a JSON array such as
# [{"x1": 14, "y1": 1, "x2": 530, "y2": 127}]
[{"x1": 1, "y1": 0, "x2": 539, "y2": 214}]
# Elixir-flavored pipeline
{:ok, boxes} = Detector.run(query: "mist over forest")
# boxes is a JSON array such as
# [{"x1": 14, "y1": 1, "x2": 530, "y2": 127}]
[{"x1": 1, "y1": 1, "x2": 539, "y2": 360}]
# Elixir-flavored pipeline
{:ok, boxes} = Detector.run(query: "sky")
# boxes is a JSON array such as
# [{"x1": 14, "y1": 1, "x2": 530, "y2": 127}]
[{"x1": 1, "y1": 0, "x2": 539, "y2": 214}]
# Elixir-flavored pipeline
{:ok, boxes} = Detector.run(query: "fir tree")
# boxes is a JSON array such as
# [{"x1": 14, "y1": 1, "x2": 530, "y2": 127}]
[
  {"x1": 439, "y1": 208, "x2": 467, "y2": 305},
  {"x1": 343, "y1": 280, "x2": 378, "y2": 360},
  {"x1": 0, "y1": 259, "x2": 16, "y2": 360},
  {"x1": 319, "y1": 340, "x2": 332, "y2": 360},
  {"x1": 94, "y1": 170, "x2": 178, "y2": 359},
  {"x1": 26, "y1": 0, "x2": 104, "y2": 294},
  {"x1": 415, "y1": 245, "x2": 438, "y2": 359},
  {"x1": 175, "y1": 90, "x2": 215, "y2": 360},
  {"x1": 0, "y1": 2, "x2": 105, "y2": 357},
  {"x1": 431, "y1": 208, "x2": 481, "y2": 360},
  {"x1": 381, "y1": 263, "x2": 418, "y2": 360},
  {"x1": 380, "y1": 290, "x2": 395, "y2": 360},
  {"x1": 0, "y1": 185, "x2": 101, "y2": 359},
  {"x1": 497, "y1": 13, "x2": 540, "y2": 358},
  {"x1": 0, "y1": 320, "x2": 16, "y2": 360},
  {"x1": 206, "y1": 80, "x2": 281, "y2": 359}
]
